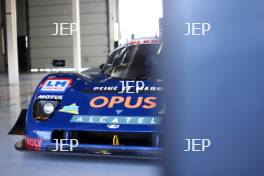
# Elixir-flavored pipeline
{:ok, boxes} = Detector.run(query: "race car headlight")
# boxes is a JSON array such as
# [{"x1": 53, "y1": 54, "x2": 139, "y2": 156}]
[
  {"x1": 33, "y1": 100, "x2": 59, "y2": 121},
  {"x1": 43, "y1": 102, "x2": 55, "y2": 114}
]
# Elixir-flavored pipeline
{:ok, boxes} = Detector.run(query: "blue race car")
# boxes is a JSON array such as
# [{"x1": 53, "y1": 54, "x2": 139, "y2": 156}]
[{"x1": 9, "y1": 37, "x2": 163, "y2": 159}]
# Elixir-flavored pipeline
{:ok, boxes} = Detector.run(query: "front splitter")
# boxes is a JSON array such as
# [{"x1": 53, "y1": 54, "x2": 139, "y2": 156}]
[{"x1": 15, "y1": 140, "x2": 161, "y2": 159}]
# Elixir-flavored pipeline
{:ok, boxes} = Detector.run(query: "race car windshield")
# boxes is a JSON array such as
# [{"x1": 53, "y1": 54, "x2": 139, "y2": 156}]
[{"x1": 103, "y1": 44, "x2": 161, "y2": 80}]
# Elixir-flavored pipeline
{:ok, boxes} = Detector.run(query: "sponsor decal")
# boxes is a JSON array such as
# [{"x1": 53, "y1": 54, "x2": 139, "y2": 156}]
[
  {"x1": 25, "y1": 137, "x2": 42, "y2": 151},
  {"x1": 113, "y1": 135, "x2": 119, "y2": 146},
  {"x1": 40, "y1": 78, "x2": 72, "y2": 92},
  {"x1": 95, "y1": 150, "x2": 111, "y2": 155},
  {"x1": 89, "y1": 96, "x2": 158, "y2": 109},
  {"x1": 70, "y1": 115, "x2": 160, "y2": 125},
  {"x1": 35, "y1": 131, "x2": 51, "y2": 140},
  {"x1": 59, "y1": 103, "x2": 79, "y2": 114},
  {"x1": 92, "y1": 81, "x2": 163, "y2": 93},
  {"x1": 93, "y1": 86, "x2": 118, "y2": 91},
  {"x1": 107, "y1": 124, "x2": 120, "y2": 129},
  {"x1": 128, "y1": 39, "x2": 160, "y2": 45},
  {"x1": 37, "y1": 94, "x2": 63, "y2": 100},
  {"x1": 115, "y1": 109, "x2": 123, "y2": 115}
]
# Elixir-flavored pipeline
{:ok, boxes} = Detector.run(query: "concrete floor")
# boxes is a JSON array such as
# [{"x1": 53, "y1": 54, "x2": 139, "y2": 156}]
[{"x1": 0, "y1": 73, "x2": 160, "y2": 176}]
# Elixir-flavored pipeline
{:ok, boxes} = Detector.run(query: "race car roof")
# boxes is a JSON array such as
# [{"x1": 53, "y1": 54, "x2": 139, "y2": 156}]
[{"x1": 110, "y1": 37, "x2": 161, "y2": 55}]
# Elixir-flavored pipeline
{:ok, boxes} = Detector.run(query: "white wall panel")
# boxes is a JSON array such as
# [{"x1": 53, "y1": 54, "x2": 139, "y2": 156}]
[
  {"x1": 29, "y1": 23, "x2": 109, "y2": 38},
  {"x1": 29, "y1": 2, "x2": 106, "y2": 17},
  {"x1": 29, "y1": 0, "x2": 71, "y2": 6},
  {"x1": 30, "y1": 16, "x2": 72, "y2": 28},
  {"x1": 31, "y1": 46, "x2": 108, "y2": 58},
  {"x1": 31, "y1": 56, "x2": 105, "y2": 68},
  {"x1": 29, "y1": 0, "x2": 105, "y2": 6},
  {"x1": 31, "y1": 57, "x2": 73, "y2": 68},
  {"x1": 30, "y1": 13, "x2": 107, "y2": 28},
  {"x1": 29, "y1": 0, "x2": 109, "y2": 68},
  {"x1": 30, "y1": 35, "x2": 108, "y2": 48}
]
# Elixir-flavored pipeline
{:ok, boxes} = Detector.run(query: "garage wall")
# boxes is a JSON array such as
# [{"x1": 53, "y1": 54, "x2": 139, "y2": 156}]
[
  {"x1": 17, "y1": 0, "x2": 27, "y2": 36},
  {"x1": 0, "y1": 1, "x2": 4, "y2": 72},
  {"x1": 28, "y1": 0, "x2": 109, "y2": 69}
]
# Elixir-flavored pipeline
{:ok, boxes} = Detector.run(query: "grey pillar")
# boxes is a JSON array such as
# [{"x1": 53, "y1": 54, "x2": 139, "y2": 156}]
[
  {"x1": 72, "y1": 0, "x2": 81, "y2": 72},
  {"x1": 6, "y1": 0, "x2": 19, "y2": 84}
]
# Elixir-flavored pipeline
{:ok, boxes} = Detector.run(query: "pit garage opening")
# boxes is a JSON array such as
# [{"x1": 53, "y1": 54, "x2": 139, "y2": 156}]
[{"x1": 118, "y1": 0, "x2": 163, "y2": 44}]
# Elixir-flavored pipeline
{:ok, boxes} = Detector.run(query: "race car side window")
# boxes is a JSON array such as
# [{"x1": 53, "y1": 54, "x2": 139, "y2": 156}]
[
  {"x1": 121, "y1": 46, "x2": 136, "y2": 64},
  {"x1": 103, "y1": 47, "x2": 125, "y2": 74},
  {"x1": 111, "y1": 47, "x2": 130, "y2": 67},
  {"x1": 110, "y1": 44, "x2": 160, "y2": 80}
]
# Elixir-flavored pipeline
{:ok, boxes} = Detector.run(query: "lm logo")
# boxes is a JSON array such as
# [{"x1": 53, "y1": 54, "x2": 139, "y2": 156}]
[{"x1": 40, "y1": 78, "x2": 72, "y2": 92}]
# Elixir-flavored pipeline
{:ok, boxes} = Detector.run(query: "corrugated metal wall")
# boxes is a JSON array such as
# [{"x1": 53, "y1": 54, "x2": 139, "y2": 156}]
[
  {"x1": 0, "y1": 1, "x2": 4, "y2": 72},
  {"x1": 28, "y1": 0, "x2": 109, "y2": 68}
]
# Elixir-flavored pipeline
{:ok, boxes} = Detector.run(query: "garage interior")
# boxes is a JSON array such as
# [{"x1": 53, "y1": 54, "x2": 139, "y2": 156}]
[{"x1": 0, "y1": 0, "x2": 162, "y2": 175}]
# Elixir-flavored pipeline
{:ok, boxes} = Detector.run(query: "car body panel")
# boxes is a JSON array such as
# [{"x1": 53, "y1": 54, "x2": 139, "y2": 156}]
[{"x1": 10, "y1": 38, "x2": 163, "y2": 158}]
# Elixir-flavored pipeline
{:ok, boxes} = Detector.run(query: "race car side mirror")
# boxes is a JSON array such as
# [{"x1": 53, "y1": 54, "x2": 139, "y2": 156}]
[{"x1": 99, "y1": 63, "x2": 105, "y2": 70}]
